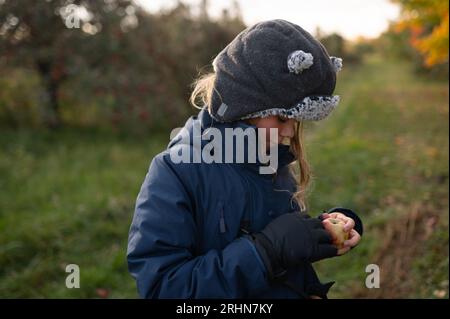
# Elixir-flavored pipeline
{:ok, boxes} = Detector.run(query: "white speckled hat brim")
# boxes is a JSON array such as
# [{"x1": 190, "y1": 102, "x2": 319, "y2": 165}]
[{"x1": 239, "y1": 95, "x2": 340, "y2": 122}]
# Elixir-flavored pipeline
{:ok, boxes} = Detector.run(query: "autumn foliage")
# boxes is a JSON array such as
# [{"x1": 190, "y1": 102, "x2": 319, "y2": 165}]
[{"x1": 393, "y1": 0, "x2": 449, "y2": 67}]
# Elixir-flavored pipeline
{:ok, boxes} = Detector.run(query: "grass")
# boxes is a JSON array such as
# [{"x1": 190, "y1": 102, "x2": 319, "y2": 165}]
[
  {"x1": 308, "y1": 55, "x2": 449, "y2": 298},
  {"x1": 0, "y1": 55, "x2": 448, "y2": 298},
  {"x1": 0, "y1": 129, "x2": 166, "y2": 298}
]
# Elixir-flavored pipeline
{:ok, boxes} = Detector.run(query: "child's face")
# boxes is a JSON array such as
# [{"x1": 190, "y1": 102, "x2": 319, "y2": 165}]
[{"x1": 246, "y1": 115, "x2": 296, "y2": 148}]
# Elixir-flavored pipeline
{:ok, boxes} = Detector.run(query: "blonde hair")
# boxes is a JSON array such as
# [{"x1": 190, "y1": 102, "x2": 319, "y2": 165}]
[
  {"x1": 189, "y1": 72, "x2": 218, "y2": 110},
  {"x1": 189, "y1": 72, "x2": 312, "y2": 212}
]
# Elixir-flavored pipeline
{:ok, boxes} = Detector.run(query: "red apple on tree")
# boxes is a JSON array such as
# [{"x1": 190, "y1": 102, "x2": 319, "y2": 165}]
[{"x1": 322, "y1": 217, "x2": 350, "y2": 249}]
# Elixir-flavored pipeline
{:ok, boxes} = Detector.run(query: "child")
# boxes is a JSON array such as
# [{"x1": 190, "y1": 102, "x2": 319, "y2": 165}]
[{"x1": 127, "y1": 19, "x2": 363, "y2": 299}]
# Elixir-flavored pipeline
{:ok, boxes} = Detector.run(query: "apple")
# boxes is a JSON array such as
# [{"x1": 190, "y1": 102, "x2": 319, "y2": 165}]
[{"x1": 322, "y1": 217, "x2": 350, "y2": 249}]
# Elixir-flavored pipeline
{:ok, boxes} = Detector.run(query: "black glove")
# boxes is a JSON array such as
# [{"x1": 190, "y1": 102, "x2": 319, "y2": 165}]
[{"x1": 249, "y1": 213, "x2": 337, "y2": 280}]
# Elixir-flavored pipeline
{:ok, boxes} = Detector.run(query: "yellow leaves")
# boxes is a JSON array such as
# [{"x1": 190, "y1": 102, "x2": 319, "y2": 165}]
[
  {"x1": 416, "y1": 12, "x2": 449, "y2": 66},
  {"x1": 393, "y1": 0, "x2": 449, "y2": 67}
]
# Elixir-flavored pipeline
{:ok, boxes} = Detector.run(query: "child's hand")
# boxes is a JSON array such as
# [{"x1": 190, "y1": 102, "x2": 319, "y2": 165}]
[{"x1": 321, "y1": 212, "x2": 361, "y2": 255}]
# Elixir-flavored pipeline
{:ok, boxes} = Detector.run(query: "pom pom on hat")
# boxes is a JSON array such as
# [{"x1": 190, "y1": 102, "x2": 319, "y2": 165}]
[
  {"x1": 287, "y1": 50, "x2": 314, "y2": 74},
  {"x1": 330, "y1": 56, "x2": 343, "y2": 72}
]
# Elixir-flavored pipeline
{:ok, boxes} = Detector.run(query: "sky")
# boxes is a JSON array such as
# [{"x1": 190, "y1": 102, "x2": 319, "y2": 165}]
[{"x1": 135, "y1": 0, "x2": 401, "y2": 40}]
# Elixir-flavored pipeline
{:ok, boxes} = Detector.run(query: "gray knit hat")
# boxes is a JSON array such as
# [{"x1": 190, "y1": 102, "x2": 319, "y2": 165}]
[{"x1": 209, "y1": 19, "x2": 343, "y2": 123}]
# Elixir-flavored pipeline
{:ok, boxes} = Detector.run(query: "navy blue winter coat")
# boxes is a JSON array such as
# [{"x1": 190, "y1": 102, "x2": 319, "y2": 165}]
[{"x1": 127, "y1": 107, "x2": 352, "y2": 298}]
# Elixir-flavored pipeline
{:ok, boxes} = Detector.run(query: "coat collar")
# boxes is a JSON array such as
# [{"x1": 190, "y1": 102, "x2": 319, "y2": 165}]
[
  {"x1": 198, "y1": 107, "x2": 296, "y2": 175},
  {"x1": 167, "y1": 107, "x2": 296, "y2": 176}
]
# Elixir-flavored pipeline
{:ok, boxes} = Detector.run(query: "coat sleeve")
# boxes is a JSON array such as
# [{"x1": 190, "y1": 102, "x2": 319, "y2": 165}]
[{"x1": 127, "y1": 153, "x2": 270, "y2": 298}]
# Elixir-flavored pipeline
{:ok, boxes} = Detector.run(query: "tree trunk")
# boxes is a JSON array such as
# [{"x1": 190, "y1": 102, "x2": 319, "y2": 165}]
[
  {"x1": 46, "y1": 79, "x2": 61, "y2": 128},
  {"x1": 36, "y1": 60, "x2": 62, "y2": 128}
]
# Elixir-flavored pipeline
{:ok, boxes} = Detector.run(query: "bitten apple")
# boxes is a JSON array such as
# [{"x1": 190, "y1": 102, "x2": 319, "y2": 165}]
[{"x1": 322, "y1": 218, "x2": 350, "y2": 249}]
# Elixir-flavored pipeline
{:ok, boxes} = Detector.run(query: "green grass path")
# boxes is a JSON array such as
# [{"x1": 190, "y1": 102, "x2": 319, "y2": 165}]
[{"x1": 0, "y1": 56, "x2": 448, "y2": 298}]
